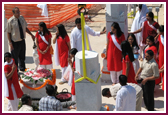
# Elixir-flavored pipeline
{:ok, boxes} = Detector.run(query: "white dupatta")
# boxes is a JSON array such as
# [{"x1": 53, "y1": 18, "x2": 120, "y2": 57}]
[
  {"x1": 39, "y1": 31, "x2": 49, "y2": 45},
  {"x1": 54, "y1": 39, "x2": 60, "y2": 66},
  {"x1": 111, "y1": 34, "x2": 122, "y2": 51},
  {"x1": 131, "y1": 4, "x2": 149, "y2": 46},
  {"x1": 161, "y1": 35, "x2": 164, "y2": 46},
  {"x1": 4, "y1": 59, "x2": 13, "y2": 98},
  {"x1": 147, "y1": 21, "x2": 157, "y2": 32},
  {"x1": 62, "y1": 65, "x2": 73, "y2": 86},
  {"x1": 38, "y1": 31, "x2": 53, "y2": 57}
]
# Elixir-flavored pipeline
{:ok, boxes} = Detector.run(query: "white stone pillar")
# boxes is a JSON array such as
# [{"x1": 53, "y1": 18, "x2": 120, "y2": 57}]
[
  {"x1": 102, "y1": 4, "x2": 128, "y2": 83},
  {"x1": 100, "y1": 46, "x2": 111, "y2": 82},
  {"x1": 127, "y1": 4, "x2": 132, "y2": 13},
  {"x1": 4, "y1": 10, "x2": 9, "y2": 53},
  {"x1": 75, "y1": 50, "x2": 102, "y2": 111},
  {"x1": 105, "y1": 4, "x2": 128, "y2": 39}
]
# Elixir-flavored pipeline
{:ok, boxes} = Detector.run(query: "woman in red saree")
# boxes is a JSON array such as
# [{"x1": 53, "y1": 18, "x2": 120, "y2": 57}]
[
  {"x1": 156, "y1": 25, "x2": 164, "y2": 89},
  {"x1": 130, "y1": 12, "x2": 160, "y2": 59}
]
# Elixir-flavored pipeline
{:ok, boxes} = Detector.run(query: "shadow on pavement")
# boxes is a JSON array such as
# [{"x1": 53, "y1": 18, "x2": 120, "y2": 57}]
[
  {"x1": 55, "y1": 69, "x2": 62, "y2": 79},
  {"x1": 25, "y1": 56, "x2": 34, "y2": 64},
  {"x1": 100, "y1": 78, "x2": 113, "y2": 86},
  {"x1": 155, "y1": 100, "x2": 164, "y2": 109},
  {"x1": 154, "y1": 85, "x2": 164, "y2": 98}
]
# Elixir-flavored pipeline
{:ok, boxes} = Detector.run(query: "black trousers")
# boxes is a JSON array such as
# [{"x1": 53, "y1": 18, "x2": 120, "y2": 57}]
[
  {"x1": 142, "y1": 80, "x2": 155, "y2": 111},
  {"x1": 11, "y1": 39, "x2": 26, "y2": 70}
]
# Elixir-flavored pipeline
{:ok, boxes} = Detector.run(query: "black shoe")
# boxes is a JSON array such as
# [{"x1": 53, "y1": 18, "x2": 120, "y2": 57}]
[
  {"x1": 20, "y1": 68, "x2": 25, "y2": 72},
  {"x1": 144, "y1": 106, "x2": 148, "y2": 110}
]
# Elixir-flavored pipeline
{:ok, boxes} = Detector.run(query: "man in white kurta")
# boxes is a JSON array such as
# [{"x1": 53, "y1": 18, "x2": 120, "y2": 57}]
[
  {"x1": 70, "y1": 18, "x2": 106, "y2": 51},
  {"x1": 110, "y1": 83, "x2": 142, "y2": 111},
  {"x1": 102, "y1": 82, "x2": 142, "y2": 111},
  {"x1": 115, "y1": 75, "x2": 136, "y2": 111}
]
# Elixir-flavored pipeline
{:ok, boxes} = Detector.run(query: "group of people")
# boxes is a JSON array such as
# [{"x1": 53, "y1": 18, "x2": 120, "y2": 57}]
[
  {"x1": 18, "y1": 85, "x2": 76, "y2": 111},
  {"x1": 4, "y1": 6, "x2": 106, "y2": 111},
  {"x1": 4, "y1": 4, "x2": 164, "y2": 111},
  {"x1": 102, "y1": 4, "x2": 164, "y2": 111}
]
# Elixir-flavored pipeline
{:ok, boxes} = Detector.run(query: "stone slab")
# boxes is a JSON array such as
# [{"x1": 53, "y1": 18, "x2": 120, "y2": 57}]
[
  {"x1": 75, "y1": 72, "x2": 102, "y2": 111},
  {"x1": 106, "y1": 4, "x2": 128, "y2": 39},
  {"x1": 20, "y1": 83, "x2": 54, "y2": 99},
  {"x1": 75, "y1": 50, "x2": 100, "y2": 82},
  {"x1": 101, "y1": 73, "x2": 111, "y2": 83}
]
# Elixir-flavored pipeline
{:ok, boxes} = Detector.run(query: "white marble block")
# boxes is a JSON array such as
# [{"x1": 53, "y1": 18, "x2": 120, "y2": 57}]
[
  {"x1": 75, "y1": 50, "x2": 102, "y2": 111},
  {"x1": 75, "y1": 72, "x2": 102, "y2": 111},
  {"x1": 101, "y1": 73, "x2": 111, "y2": 83},
  {"x1": 20, "y1": 81, "x2": 55, "y2": 99},
  {"x1": 20, "y1": 83, "x2": 48, "y2": 99},
  {"x1": 75, "y1": 50, "x2": 100, "y2": 82},
  {"x1": 106, "y1": 4, "x2": 128, "y2": 39},
  {"x1": 101, "y1": 58, "x2": 111, "y2": 82}
]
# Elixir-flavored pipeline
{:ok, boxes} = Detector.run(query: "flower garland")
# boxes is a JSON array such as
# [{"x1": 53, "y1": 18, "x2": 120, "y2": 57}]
[
  {"x1": 22, "y1": 68, "x2": 52, "y2": 84},
  {"x1": 20, "y1": 69, "x2": 56, "y2": 90}
]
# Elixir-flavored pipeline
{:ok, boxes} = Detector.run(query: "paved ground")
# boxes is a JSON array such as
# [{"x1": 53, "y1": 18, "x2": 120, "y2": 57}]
[{"x1": 3, "y1": 4, "x2": 165, "y2": 112}]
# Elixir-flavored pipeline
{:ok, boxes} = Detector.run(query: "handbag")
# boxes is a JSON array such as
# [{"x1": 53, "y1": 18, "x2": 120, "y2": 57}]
[{"x1": 50, "y1": 46, "x2": 54, "y2": 55}]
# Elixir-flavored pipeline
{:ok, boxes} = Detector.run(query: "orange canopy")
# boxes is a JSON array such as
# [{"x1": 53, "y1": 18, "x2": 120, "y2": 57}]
[{"x1": 4, "y1": 4, "x2": 93, "y2": 31}]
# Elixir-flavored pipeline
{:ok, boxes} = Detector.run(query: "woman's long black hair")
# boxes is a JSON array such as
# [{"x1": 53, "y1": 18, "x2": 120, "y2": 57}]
[
  {"x1": 39, "y1": 22, "x2": 50, "y2": 36},
  {"x1": 121, "y1": 40, "x2": 135, "y2": 62},
  {"x1": 139, "y1": 4, "x2": 142, "y2": 10},
  {"x1": 70, "y1": 48, "x2": 78, "y2": 64},
  {"x1": 110, "y1": 22, "x2": 123, "y2": 38},
  {"x1": 147, "y1": 12, "x2": 154, "y2": 21},
  {"x1": 56, "y1": 24, "x2": 68, "y2": 39},
  {"x1": 159, "y1": 25, "x2": 164, "y2": 32},
  {"x1": 127, "y1": 33, "x2": 139, "y2": 50}
]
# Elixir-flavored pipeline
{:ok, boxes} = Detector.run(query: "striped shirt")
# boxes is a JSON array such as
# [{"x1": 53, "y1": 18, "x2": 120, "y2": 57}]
[{"x1": 39, "y1": 96, "x2": 62, "y2": 111}]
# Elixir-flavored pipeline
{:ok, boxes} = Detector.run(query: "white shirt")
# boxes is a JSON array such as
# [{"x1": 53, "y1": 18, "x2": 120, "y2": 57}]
[
  {"x1": 70, "y1": 25, "x2": 100, "y2": 51},
  {"x1": 110, "y1": 83, "x2": 142, "y2": 100},
  {"x1": 115, "y1": 85, "x2": 136, "y2": 111},
  {"x1": 18, "y1": 105, "x2": 33, "y2": 111}
]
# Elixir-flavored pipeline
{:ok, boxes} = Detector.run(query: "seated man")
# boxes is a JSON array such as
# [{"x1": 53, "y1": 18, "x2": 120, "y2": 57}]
[
  {"x1": 102, "y1": 82, "x2": 143, "y2": 111},
  {"x1": 39, "y1": 85, "x2": 62, "y2": 111},
  {"x1": 102, "y1": 75, "x2": 136, "y2": 111},
  {"x1": 18, "y1": 94, "x2": 33, "y2": 111}
]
